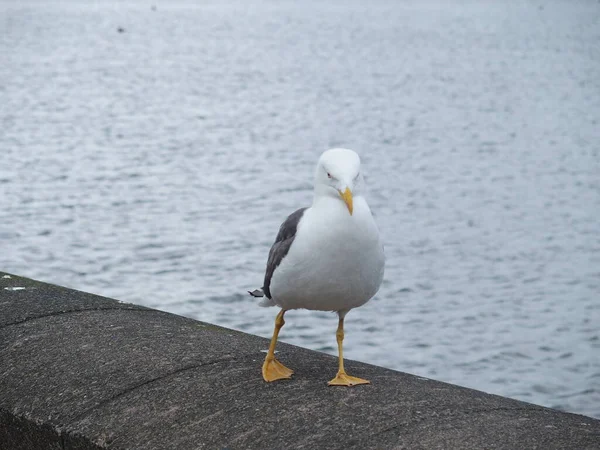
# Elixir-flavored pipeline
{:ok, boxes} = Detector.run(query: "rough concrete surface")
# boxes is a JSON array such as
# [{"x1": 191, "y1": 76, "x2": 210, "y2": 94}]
[{"x1": 1, "y1": 272, "x2": 599, "y2": 449}]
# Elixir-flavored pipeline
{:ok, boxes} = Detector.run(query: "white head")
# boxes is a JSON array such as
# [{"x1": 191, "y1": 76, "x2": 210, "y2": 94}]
[{"x1": 313, "y1": 148, "x2": 364, "y2": 215}]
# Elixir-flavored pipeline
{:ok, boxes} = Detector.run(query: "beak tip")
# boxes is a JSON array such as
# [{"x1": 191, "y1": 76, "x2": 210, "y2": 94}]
[{"x1": 340, "y1": 187, "x2": 353, "y2": 215}]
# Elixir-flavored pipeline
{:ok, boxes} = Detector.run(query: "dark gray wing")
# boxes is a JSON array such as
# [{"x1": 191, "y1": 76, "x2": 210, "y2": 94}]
[{"x1": 262, "y1": 207, "x2": 307, "y2": 299}]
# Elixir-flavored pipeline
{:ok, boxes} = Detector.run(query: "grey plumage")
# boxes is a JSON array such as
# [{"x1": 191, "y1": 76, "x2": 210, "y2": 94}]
[{"x1": 250, "y1": 207, "x2": 307, "y2": 300}]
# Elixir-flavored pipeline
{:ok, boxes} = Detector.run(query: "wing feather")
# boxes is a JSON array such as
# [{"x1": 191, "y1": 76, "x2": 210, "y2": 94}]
[{"x1": 262, "y1": 207, "x2": 307, "y2": 299}]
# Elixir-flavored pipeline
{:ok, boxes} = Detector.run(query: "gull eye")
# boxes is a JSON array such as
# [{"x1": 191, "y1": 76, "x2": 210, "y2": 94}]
[{"x1": 327, "y1": 172, "x2": 332, "y2": 179}]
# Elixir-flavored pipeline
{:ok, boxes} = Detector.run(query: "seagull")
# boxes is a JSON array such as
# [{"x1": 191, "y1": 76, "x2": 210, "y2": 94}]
[{"x1": 249, "y1": 148, "x2": 385, "y2": 386}]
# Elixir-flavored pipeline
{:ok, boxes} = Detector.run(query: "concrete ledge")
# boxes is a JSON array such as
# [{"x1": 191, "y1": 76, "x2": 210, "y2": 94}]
[{"x1": 1, "y1": 272, "x2": 599, "y2": 450}]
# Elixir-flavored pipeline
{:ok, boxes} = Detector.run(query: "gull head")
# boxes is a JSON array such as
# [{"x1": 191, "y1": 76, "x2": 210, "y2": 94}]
[{"x1": 314, "y1": 148, "x2": 363, "y2": 215}]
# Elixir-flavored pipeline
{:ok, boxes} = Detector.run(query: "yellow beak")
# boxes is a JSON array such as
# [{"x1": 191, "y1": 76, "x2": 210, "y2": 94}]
[{"x1": 339, "y1": 187, "x2": 353, "y2": 215}]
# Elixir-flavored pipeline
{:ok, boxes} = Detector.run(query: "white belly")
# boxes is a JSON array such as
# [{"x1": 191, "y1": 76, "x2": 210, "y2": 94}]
[{"x1": 269, "y1": 197, "x2": 385, "y2": 312}]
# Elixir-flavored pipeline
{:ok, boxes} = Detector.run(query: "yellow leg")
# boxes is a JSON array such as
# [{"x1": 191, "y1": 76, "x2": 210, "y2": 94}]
[
  {"x1": 262, "y1": 309, "x2": 294, "y2": 382},
  {"x1": 328, "y1": 317, "x2": 370, "y2": 387}
]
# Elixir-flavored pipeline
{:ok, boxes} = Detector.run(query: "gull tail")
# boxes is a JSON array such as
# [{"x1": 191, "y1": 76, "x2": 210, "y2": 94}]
[
  {"x1": 248, "y1": 288, "x2": 276, "y2": 307},
  {"x1": 248, "y1": 288, "x2": 264, "y2": 298}
]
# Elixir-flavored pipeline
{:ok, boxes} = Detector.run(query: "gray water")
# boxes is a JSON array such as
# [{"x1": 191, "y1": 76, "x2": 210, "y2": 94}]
[{"x1": 2, "y1": 0, "x2": 599, "y2": 419}]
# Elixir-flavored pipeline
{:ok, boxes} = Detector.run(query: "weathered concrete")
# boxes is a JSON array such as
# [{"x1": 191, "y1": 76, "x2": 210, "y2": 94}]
[{"x1": 1, "y1": 272, "x2": 599, "y2": 450}]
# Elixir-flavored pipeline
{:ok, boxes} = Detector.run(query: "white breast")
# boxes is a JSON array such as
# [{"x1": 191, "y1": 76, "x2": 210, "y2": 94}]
[{"x1": 269, "y1": 196, "x2": 385, "y2": 312}]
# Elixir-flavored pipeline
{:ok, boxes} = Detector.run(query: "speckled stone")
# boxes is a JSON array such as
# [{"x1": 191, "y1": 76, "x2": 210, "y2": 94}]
[{"x1": 1, "y1": 272, "x2": 599, "y2": 450}]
